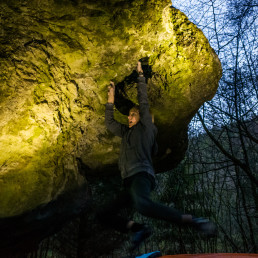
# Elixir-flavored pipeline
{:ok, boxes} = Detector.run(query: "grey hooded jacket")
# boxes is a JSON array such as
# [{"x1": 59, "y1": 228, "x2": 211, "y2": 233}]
[{"x1": 105, "y1": 76, "x2": 158, "y2": 180}]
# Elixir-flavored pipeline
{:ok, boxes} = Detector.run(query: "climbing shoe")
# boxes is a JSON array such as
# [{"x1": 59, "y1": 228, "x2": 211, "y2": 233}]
[
  {"x1": 192, "y1": 217, "x2": 217, "y2": 237},
  {"x1": 131, "y1": 225, "x2": 152, "y2": 251}
]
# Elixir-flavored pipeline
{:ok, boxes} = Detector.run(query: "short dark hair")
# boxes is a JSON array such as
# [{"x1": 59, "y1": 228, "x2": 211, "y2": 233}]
[{"x1": 129, "y1": 105, "x2": 140, "y2": 113}]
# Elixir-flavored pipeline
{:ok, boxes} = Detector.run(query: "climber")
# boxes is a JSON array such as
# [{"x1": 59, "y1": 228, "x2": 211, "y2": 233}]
[{"x1": 97, "y1": 60, "x2": 217, "y2": 251}]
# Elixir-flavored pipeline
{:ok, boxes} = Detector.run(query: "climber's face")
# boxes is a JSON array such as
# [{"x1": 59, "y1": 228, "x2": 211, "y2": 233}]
[{"x1": 128, "y1": 108, "x2": 140, "y2": 128}]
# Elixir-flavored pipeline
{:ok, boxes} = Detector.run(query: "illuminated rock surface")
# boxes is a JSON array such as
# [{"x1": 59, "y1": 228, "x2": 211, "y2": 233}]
[{"x1": 0, "y1": 0, "x2": 221, "y2": 217}]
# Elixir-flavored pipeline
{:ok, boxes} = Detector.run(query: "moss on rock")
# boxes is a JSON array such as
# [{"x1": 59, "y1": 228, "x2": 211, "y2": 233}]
[{"x1": 0, "y1": 0, "x2": 221, "y2": 217}]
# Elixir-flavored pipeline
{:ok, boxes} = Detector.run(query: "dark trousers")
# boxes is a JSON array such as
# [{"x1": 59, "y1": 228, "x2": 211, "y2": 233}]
[{"x1": 97, "y1": 172, "x2": 183, "y2": 233}]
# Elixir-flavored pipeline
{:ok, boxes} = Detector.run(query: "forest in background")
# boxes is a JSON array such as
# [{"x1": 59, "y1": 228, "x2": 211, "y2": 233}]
[
  {"x1": 25, "y1": 0, "x2": 257, "y2": 257},
  {"x1": 170, "y1": 0, "x2": 258, "y2": 253}
]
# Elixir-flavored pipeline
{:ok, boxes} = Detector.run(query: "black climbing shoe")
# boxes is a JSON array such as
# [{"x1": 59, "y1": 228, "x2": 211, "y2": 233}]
[
  {"x1": 192, "y1": 217, "x2": 217, "y2": 237},
  {"x1": 131, "y1": 225, "x2": 152, "y2": 251}
]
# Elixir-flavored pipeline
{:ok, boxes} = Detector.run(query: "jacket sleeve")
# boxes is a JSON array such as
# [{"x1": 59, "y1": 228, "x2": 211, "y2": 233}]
[
  {"x1": 105, "y1": 103, "x2": 126, "y2": 137},
  {"x1": 137, "y1": 76, "x2": 153, "y2": 126}
]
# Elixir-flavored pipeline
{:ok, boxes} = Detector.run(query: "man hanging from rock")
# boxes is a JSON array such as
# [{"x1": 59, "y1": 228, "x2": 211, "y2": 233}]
[{"x1": 97, "y1": 60, "x2": 217, "y2": 250}]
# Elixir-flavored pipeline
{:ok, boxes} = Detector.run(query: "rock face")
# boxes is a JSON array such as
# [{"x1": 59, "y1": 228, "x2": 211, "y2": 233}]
[{"x1": 0, "y1": 0, "x2": 221, "y2": 217}]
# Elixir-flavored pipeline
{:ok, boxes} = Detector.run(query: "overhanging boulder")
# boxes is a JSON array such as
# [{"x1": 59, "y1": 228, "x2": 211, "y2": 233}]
[{"x1": 0, "y1": 0, "x2": 222, "y2": 217}]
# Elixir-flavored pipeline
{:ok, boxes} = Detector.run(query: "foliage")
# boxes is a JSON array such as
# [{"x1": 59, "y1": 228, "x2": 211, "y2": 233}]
[{"x1": 174, "y1": 0, "x2": 258, "y2": 253}]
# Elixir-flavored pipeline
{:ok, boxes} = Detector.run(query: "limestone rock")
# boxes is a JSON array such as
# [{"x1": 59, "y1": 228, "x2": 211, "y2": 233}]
[{"x1": 0, "y1": 0, "x2": 222, "y2": 217}]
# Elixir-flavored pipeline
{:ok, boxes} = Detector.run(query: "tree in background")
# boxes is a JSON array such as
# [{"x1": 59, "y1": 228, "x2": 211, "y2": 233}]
[{"x1": 173, "y1": 0, "x2": 257, "y2": 253}]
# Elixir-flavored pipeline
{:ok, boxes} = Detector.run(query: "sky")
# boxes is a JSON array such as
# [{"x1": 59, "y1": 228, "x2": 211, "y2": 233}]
[{"x1": 170, "y1": 0, "x2": 258, "y2": 134}]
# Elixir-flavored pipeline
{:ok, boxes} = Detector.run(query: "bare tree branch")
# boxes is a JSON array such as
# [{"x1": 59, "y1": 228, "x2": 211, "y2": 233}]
[{"x1": 197, "y1": 111, "x2": 258, "y2": 186}]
